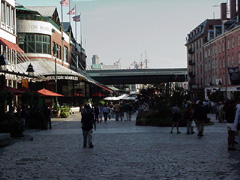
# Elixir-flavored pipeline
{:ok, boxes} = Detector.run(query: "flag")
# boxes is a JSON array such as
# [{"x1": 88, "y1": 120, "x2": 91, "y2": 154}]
[
  {"x1": 72, "y1": 15, "x2": 81, "y2": 22},
  {"x1": 131, "y1": 61, "x2": 136, "y2": 66},
  {"x1": 67, "y1": 7, "x2": 75, "y2": 15},
  {"x1": 114, "y1": 59, "x2": 120, "y2": 65},
  {"x1": 60, "y1": 0, "x2": 69, "y2": 6}
]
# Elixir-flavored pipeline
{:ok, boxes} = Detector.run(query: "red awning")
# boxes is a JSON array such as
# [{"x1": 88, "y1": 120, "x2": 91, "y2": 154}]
[
  {"x1": 4, "y1": 86, "x2": 25, "y2": 95},
  {"x1": 0, "y1": 37, "x2": 24, "y2": 53},
  {"x1": 95, "y1": 84, "x2": 113, "y2": 92},
  {"x1": 37, "y1": 88, "x2": 64, "y2": 97}
]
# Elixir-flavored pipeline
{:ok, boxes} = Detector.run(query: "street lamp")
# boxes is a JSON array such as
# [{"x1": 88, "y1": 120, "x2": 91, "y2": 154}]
[
  {"x1": 26, "y1": 63, "x2": 34, "y2": 76},
  {"x1": 53, "y1": 44, "x2": 59, "y2": 104}
]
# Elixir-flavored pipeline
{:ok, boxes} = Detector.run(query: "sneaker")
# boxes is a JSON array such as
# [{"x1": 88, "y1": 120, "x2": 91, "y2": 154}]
[
  {"x1": 177, "y1": 131, "x2": 181, "y2": 134},
  {"x1": 170, "y1": 131, "x2": 173, "y2": 134},
  {"x1": 191, "y1": 131, "x2": 195, "y2": 134},
  {"x1": 83, "y1": 144, "x2": 86, "y2": 148},
  {"x1": 89, "y1": 144, "x2": 94, "y2": 148}
]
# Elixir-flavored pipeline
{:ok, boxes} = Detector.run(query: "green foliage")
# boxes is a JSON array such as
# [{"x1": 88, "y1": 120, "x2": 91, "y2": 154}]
[
  {"x1": 60, "y1": 105, "x2": 70, "y2": 118},
  {"x1": 0, "y1": 113, "x2": 24, "y2": 137}
]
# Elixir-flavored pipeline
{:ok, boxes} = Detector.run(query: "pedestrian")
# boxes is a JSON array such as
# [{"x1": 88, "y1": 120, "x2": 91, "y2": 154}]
[
  {"x1": 234, "y1": 103, "x2": 240, "y2": 146},
  {"x1": 184, "y1": 104, "x2": 194, "y2": 134},
  {"x1": 113, "y1": 102, "x2": 121, "y2": 121},
  {"x1": 218, "y1": 102, "x2": 224, "y2": 123},
  {"x1": 21, "y1": 106, "x2": 26, "y2": 127},
  {"x1": 93, "y1": 104, "x2": 99, "y2": 123},
  {"x1": 225, "y1": 101, "x2": 237, "y2": 151},
  {"x1": 81, "y1": 104, "x2": 96, "y2": 148},
  {"x1": 170, "y1": 103, "x2": 181, "y2": 134},
  {"x1": 123, "y1": 102, "x2": 130, "y2": 121},
  {"x1": 120, "y1": 102, "x2": 124, "y2": 121},
  {"x1": 46, "y1": 106, "x2": 52, "y2": 129},
  {"x1": 102, "y1": 104, "x2": 109, "y2": 123},
  {"x1": 194, "y1": 101, "x2": 207, "y2": 137},
  {"x1": 99, "y1": 105, "x2": 103, "y2": 123}
]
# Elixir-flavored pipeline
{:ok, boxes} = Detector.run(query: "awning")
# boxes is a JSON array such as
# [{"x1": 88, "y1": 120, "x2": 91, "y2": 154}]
[
  {"x1": 95, "y1": 83, "x2": 113, "y2": 92},
  {"x1": 0, "y1": 38, "x2": 24, "y2": 53},
  {"x1": 4, "y1": 86, "x2": 25, "y2": 95},
  {"x1": 16, "y1": 58, "x2": 89, "y2": 81},
  {"x1": 37, "y1": 88, "x2": 63, "y2": 97}
]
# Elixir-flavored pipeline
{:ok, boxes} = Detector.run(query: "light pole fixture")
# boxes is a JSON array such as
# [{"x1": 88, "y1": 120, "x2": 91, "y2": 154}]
[
  {"x1": 26, "y1": 63, "x2": 34, "y2": 76},
  {"x1": 53, "y1": 44, "x2": 59, "y2": 104}
]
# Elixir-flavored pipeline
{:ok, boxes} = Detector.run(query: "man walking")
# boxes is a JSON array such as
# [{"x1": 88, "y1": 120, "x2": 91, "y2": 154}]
[
  {"x1": 194, "y1": 101, "x2": 207, "y2": 137},
  {"x1": 113, "y1": 102, "x2": 121, "y2": 121},
  {"x1": 81, "y1": 104, "x2": 96, "y2": 148}
]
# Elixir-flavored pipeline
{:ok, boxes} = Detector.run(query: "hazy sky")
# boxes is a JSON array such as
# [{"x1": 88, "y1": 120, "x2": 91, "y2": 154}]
[{"x1": 16, "y1": 0, "x2": 226, "y2": 69}]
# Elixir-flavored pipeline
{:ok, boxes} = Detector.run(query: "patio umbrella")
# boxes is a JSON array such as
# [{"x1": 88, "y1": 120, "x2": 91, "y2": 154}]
[
  {"x1": 37, "y1": 88, "x2": 63, "y2": 97},
  {"x1": 92, "y1": 92, "x2": 105, "y2": 97}
]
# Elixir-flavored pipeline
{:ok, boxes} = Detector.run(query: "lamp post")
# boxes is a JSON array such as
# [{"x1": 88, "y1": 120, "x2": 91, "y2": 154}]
[
  {"x1": 26, "y1": 63, "x2": 34, "y2": 76},
  {"x1": 53, "y1": 44, "x2": 59, "y2": 104}
]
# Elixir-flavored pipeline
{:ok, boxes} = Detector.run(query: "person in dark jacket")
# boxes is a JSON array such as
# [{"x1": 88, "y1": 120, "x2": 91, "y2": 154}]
[
  {"x1": 194, "y1": 101, "x2": 207, "y2": 137},
  {"x1": 81, "y1": 104, "x2": 96, "y2": 148},
  {"x1": 225, "y1": 101, "x2": 237, "y2": 151}
]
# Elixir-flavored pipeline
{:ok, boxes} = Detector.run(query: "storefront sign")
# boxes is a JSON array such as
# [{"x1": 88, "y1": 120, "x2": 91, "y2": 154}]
[
  {"x1": 46, "y1": 75, "x2": 78, "y2": 81},
  {"x1": 21, "y1": 79, "x2": 29, "y2": 88},
  {"x1": 228, "y1": 67, "x2": 240, "y2": 85},
  {"x1": 17, "y1": 20, "x2": 52, "y2": 35}
]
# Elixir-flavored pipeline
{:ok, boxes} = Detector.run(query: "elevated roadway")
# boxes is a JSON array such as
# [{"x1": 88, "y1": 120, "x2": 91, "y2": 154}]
[{"x1": 87, "y1": 68, "x2": 187, "y2": 85}]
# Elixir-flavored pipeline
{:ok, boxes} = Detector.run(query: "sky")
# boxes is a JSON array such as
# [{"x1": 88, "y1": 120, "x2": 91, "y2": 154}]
[{"x1": 16, "y1": 0, "x2": 227, "y2": 69}]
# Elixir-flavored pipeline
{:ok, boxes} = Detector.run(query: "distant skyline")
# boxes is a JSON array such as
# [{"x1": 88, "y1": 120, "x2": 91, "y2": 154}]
[{"x1": 17, "y1": 0, "x2": 226, "y2": 69}]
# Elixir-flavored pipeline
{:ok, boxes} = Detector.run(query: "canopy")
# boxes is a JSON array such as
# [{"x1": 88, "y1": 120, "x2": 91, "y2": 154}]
[
  {"x1": 4, "y1": 86, "x2": 25, "y2": 95},
  {"x1": 37, "y1": 88, "x2": 63, "y2": 97}
]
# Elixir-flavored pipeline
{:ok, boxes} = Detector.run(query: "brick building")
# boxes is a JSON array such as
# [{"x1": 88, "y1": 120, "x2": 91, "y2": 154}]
[{"x1": 186, "y1": 0, "x2": 240, "y2": 100}]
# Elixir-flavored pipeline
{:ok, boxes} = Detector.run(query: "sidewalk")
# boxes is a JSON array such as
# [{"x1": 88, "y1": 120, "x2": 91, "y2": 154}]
[{"x1": 0, "y1": 112, "x2": 239, "y2": 180}]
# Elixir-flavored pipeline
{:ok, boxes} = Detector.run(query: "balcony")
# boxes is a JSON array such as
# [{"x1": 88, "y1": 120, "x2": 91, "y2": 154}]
[
  {"x1": 188, "y1": 48, "x2": 194, "y2": 54},
  {"x1": 188, "y1": 72, "x2": 195, "y2": 78},
  {"x1": 188, "y1": 60, "x2": 195, "y2": 66}
]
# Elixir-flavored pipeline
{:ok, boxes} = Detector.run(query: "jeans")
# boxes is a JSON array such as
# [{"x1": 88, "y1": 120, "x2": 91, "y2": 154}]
[
  {"x1": 82, "y1": 129, "x2": 93, "y2": 146},
  {"x1": 196, "y1": 120, "x2": 205, "y2": 134},
  {"x1": 186, "y1": 120, "x2": 193, "y2": 133},
  {"x1": 115, "y1": 111, "x2": 120, "y2": 121}
]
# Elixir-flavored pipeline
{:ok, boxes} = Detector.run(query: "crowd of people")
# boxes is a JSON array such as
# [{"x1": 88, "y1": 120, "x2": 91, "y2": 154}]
[{"x1": 171, "y1": 99, "x2": 240, "y2": 151}]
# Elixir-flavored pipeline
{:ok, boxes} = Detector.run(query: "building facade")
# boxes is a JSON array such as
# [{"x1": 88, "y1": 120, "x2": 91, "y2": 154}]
[{"x1": 185, "y1": 0, "x2": 240, "y2": 100}]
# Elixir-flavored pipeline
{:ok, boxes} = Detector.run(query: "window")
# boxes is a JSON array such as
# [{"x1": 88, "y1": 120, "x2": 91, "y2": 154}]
[
  {"x1": 238, "y1": 35, "x2": 240, "y2": 46},
  {"x1": 232, "y1": 37, "x2": 235, "y2": 48},
  {"x1": 232, "y1": 53, "x2": 235, "y2": 65},
  {"x1": 228, "y1": 56, "x2": 230, "y2": 65},
  {"x1": 1, "y1": 2, "x2": 5, "y2": 24},
  {"x1": 64, "y1": 46, "x2": 68, "y2": 62},
  {"x1": 19, "y1": 33, "x2": 50, "y2": 54},
  {"x1": 238, "y1": 52, "x2": 240, "y2": 64},
  {"x1": 228, "y1": 40, "x2": 230, "y2": 49},
  {"x1": 7, "y1": 5, "x2": 10, "y2": 26},
  {"x1": 222, "y1": 42, "x2": 225, "y2": 51}
]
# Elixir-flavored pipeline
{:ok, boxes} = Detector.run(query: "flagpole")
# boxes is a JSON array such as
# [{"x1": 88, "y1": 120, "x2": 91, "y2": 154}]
[
  {"x1": 61, "y1": 3, "x2": 63, "y2": 27},
  {"x1": 80, "y1": 13, "x2": 82, "y2": 45},
  {"x1": 75, "y1": 5, "x2": 77, "y2": 43},
  {"x1": 69, "y1": 0, "x2": 71, "y2": 24}
]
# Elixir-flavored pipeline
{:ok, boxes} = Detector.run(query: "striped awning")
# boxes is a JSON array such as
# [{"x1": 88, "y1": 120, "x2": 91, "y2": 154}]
[{"x1": 0, "y1": 37, "x2": 24, "y2": 53}]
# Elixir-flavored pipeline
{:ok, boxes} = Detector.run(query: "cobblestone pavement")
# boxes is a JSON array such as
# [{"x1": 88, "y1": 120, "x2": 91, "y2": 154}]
[{"x1": 0, "y1": 113, "x2": 240, "y2": 180}]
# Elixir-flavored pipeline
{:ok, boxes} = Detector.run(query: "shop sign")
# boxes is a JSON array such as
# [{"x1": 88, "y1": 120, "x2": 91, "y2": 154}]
[
  {"x1": 22, "y1": 79, "x2": 29, "y2": 88},
  {"x1": 46, "y1": 75, "x2": 78, "y2": 81}
]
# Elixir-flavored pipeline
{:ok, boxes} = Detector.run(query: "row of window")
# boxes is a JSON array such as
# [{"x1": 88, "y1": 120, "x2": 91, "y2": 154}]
[
  {"x1": 1, "y1": 1, "x2": 15, "y2": 29},
  {"x1": 18, "y1": 33, "x2": 51, "y2": 54}
]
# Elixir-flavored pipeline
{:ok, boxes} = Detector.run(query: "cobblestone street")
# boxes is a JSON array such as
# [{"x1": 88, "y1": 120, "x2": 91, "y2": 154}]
[{"x1": 0, "y1": 113, "x2": 240, "y2": 180}]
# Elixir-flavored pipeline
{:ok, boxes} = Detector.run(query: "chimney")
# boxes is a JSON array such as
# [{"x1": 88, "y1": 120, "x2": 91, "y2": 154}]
[
  {"x1": 230, "y1": 0, "x2": 236, "y2": 19},
  {"x1": 220, "y1": 3, "x2": 227, "y2": 20}
]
